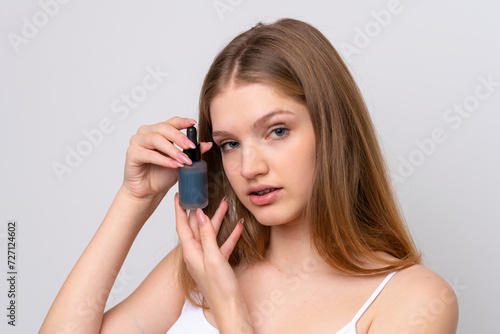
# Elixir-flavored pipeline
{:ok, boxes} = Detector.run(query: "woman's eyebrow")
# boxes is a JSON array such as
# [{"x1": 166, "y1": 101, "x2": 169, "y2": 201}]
[
  {"x1": 212, "y1": 109, "x2": 295, "y2": 139},
  {"x1": 252, "y1": 109, "x2": 294, "y2": 129}
]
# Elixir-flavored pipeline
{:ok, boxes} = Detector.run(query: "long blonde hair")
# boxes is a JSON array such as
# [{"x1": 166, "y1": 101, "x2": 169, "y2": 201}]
[{"x1": 178, "y1": 18, "x2": 421, "y2": 308}]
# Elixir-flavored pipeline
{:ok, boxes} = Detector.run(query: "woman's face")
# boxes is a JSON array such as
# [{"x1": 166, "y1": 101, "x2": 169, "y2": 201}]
[{"x1": 210, "y1": 81, "x2": 316, "y2": 227}]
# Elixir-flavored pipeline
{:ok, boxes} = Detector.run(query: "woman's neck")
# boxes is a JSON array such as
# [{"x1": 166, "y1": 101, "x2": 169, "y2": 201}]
[{"x1": 263, "y1": 218, "x2": 332, "y2": 275}]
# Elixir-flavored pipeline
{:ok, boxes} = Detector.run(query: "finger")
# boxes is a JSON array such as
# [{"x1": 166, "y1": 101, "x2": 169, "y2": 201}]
[
  {"x1": 188, "y1": 209, "x2": 200, "y2": 242},
  {"x1": 165, "y1": 116, "x2": 197, "y2": 130},
  {"x1": 138, "y1": 117, "x2": 196, "y2": 135},
  {"x1": 211, "y1": 197, "x2": 229, "y2": 234},
  {"x1": 137, "y1": 119, "x2": 197, "y2": 151},
  {"x1": 127, "y1": 143, "x2": 183, "y2": 168},
  {"x1": 200, "y1": 142, "x2": 213, "y2": 155},
  {"x1": 153, "y1": 120, "x2": 198, "y2": 150},
  {"x1": 174, "y1": 193, "x2": 196, "y2": 250},
  {"x1": 196, "y1": 209, "x2": 222, "y2": 257},
  {"x1": 220, "y1": 219, "x2": 244, "y2": 260},
  {"x1": 132, "y1": 133, "x2": 192, "y2": 166}
]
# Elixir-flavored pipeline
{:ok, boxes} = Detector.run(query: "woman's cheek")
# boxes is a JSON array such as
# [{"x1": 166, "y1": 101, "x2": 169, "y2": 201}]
[
  {"x1": 222, "y1": 155, "x2": 240, "y2": 177},
  {"x1": 222, "y1": 159, "x2": 244, "y2": 197}
]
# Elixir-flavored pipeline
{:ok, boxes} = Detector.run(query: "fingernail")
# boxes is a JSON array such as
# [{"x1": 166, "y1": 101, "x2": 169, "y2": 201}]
[
  {"x1": 177, "y1": 152, "x2": 192, "y2": 165},
  {"x1": 221, "y1": 196, "x2": 226, "y2": 203},
  {"x1": 238, "y1": 218, "x2": 245, "y2": 225},
  {"x1": 197, "y1": 209, "x2": 206, "y2": 225},
  {"x1": 174, "y1": 161, "x2": 184, "y2": 168},
  {"x1": 187, "y1": 119, "x2": 197, "y2": 124},
  {"x1": 183, "y1": 138, "x2": 196, "y2": 149}
]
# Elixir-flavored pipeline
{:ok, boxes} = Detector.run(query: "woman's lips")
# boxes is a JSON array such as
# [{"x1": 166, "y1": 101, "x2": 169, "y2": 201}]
[{"x1": 249, "y1": 188, "x2": 282, "y2": 205}]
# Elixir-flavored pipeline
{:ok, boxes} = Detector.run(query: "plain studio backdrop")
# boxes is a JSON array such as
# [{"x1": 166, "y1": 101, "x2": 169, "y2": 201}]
[{"x1": 1, "y1": 0, "x2": 499, "y2": 333}]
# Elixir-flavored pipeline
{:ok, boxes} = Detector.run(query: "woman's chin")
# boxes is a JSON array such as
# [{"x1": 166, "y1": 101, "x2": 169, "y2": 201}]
[{"x1": 249, "y1": 210, "x2": 300, "y2": 228}]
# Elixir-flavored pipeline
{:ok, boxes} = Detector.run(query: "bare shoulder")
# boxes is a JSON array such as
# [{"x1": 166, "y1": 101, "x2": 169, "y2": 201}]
[{"x1": 370, "y1": 264, "x2": 459, "y2": 333}]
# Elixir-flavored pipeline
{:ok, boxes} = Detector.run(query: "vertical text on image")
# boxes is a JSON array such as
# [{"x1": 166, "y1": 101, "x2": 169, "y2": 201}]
[{"x1": 6, "y1": 220, "x2": 18, "y2": 326}]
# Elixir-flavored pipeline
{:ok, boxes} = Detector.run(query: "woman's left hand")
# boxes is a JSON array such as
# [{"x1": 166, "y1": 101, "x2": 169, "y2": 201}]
[{"x1": 174, "y1": 194, "x2": 251, "y2": 330}]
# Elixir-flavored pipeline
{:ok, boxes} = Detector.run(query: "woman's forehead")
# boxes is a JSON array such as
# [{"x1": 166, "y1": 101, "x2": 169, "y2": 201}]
[
  {"x1": 209, "y1": 82, "x2": 307, "y2": 131},
  {"x1": 210, "y1": 84, "x2": 309, "y2": 136}
]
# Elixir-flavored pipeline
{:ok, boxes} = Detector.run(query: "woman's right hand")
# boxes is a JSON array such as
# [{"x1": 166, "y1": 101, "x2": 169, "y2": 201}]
[{"x1": 122, "y1": 117, "x2": 213, "y2": 201}]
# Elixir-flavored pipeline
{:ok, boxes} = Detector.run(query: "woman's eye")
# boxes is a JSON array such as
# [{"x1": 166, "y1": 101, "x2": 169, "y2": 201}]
[
  {"x1": 220, "y1": 141, "x2": 239, "y2": 151},
  {"x1": 270, "y1": 127, "x2": 288, "y2": 138},
  {"x1": 218, "y1": 128, "x2": 288, "y2": 151}
]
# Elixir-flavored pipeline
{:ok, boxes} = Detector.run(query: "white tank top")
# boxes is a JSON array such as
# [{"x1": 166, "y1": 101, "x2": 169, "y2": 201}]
[{"x1": 167, "y1": 271, "x2": 397, "y2": 334}]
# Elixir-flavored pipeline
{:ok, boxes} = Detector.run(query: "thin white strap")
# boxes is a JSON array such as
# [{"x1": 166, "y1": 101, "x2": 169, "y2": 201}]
[{"x1": 350, "y1": 271, "x2": 397, "y2": 323}]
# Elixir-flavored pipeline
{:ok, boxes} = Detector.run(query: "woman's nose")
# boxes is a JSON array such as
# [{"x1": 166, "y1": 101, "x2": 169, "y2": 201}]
[{"x1": 240, "y1": 145, "x2": 268, "y2": 179}]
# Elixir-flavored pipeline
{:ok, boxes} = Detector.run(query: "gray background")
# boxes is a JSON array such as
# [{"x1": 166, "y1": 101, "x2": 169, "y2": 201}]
[{"x1": 1, "y1": 0, "x2": 499, "y2": 333}]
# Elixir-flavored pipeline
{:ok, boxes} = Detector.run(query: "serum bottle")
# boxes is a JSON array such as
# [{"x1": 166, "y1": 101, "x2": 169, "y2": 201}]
[{"x1": 178, "y1": 126, "x2": 208, "y2": 210}]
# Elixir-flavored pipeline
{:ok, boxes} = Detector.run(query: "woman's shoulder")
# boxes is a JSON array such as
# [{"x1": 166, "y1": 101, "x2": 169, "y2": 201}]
[
  {"x1": 389, "y1": 264, "x2": 457, "y2": 301},
  {"x1": 371, "y1": 263, "x2": 459, "y2": 333}
]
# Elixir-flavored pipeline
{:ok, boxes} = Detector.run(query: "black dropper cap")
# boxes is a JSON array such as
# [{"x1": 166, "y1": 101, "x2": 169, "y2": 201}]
[{"x1": 184, "y1": 126, "x2": 201, "y2": 162}]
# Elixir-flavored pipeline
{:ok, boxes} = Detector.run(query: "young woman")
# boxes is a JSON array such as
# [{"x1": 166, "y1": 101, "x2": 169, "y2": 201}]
[{"x1": 41, "y1": 18, "x2": 458, "y2": 333}]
